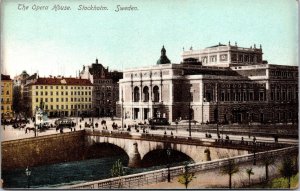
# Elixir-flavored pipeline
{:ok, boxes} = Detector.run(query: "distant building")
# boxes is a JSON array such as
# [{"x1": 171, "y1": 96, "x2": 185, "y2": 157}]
[
  {"x1": 23, "y1": 76, "x2": 93, "y2": 117},
  {"x1": 1, "y1": 74, "x2": 13, "y2": 118},
  {"x1": 119, "y1": 44, "x2": 298, "y2": 124},
  {"x1": 12, "y1": 71, "x2": 30, "y2": 114},
  {"x1": 80, "y1": 59, "x2": 122, "y2": 117}
]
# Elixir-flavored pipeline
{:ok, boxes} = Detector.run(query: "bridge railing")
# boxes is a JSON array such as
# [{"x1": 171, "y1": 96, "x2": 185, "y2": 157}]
[
  {"x1": 61, "y1": 146, "x2": 298, "y2": 189},
  {"x1": 85, "y1": 129, "x2": 291, "y2": 149}
]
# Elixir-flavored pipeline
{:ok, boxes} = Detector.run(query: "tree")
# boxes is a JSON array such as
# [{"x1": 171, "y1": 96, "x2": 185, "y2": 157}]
[
  {"x1": 178, "y1": 163, "x2": 196, "y2": 189},
  {"x1": 111, "y1": 159, "x2": 125, "y2": 177},
  {"x1": 245, "y1": 168, "x2": 254, "y2": 186},
  {"x1": 261, "y1": 153, "x2": 275, "y2": 182},
  {"x1": 111, "y1": 159, "x2": 125, "y2": 188},
  {"x1": 220, "y1": 159, "x2": 239, "y2": 189},
  {"x1": 279, "y1": 156, "x2": 298, "y2": 188}
]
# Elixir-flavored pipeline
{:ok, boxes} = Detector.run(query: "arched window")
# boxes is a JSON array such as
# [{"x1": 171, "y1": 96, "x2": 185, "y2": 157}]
[
  {"x1": 134, "y1": 87, "x2": 140, "y2": 102},
  {"x1": 153, "y1": 86, "x2": 159, "y2": 102},
  {"x1": 143, "y1": 86, "x2": 149, "y2": 102}
]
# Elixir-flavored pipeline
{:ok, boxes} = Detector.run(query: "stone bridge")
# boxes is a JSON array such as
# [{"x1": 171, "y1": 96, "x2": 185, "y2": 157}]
[{"x1": 85, "y1": 129, "x2": 289, "y2": 167}]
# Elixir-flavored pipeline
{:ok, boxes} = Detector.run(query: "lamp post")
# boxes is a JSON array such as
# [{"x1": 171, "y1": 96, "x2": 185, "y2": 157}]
[
  {"x1": 121, "y1": 89, "x2": 124, "y2": 131},
  {"x1": 253, "y1": 139, "x2": 256, "y2": 165},
  {"x1": 25, "y1": 166, "x2": 31, "y2": 188},
  {"x1": 166, "y1": 148, "x2": 171, "y2": 182},
  {"x1": 188, "y1": 92, "x2": 192, "y2": 138}
]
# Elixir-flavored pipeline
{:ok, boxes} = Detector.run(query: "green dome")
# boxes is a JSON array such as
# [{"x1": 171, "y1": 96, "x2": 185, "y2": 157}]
[{"x1": 157, "y1": 46, "x2": 171, "y2": 65}]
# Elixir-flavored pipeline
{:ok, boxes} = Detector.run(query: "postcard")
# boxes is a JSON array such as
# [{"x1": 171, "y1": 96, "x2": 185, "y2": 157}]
[{"x1": 1, "y1": 0, "x2": 298, "y2": 189}]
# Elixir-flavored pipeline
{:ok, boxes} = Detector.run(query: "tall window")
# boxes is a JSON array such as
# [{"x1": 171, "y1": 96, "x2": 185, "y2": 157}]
[
  {"x1": 153, "y1": 86, "x2": 160, "y2": 102},
  {"x1": 143, "y1": 86, "x2": 149, "y2": 102},
  {"x1": 134, "y1": 87, "x2": 140, "y2": 102}
]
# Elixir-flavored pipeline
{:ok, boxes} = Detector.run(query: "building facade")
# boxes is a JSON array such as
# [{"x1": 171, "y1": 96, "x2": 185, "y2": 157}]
[
  {"x1": 1, "y1": 74, "x2": 13, "y2": 118},
  {"x1": 118, "y1": 44, "x2": 298, "y2": 124},
  {"x1": 80, "y1": 59, "x2": 122, "y2": 117},
  {"x1": 12, "y1": 71, "x2": 30, "y2": 114},
  {"x1": 23, "y1": 76, "x2": 93, "y2": 117}
]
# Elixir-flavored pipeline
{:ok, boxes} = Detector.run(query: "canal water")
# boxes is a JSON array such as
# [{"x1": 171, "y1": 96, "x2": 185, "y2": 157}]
[{"x1": 2, "y1": 156, "x2": 191, "y2": 188}]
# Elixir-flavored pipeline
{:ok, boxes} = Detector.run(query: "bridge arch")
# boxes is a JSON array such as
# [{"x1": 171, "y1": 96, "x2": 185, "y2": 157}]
[
  {"x1": 84, "y1": 142, "x2": 129, "y2": 161},
  {"x1": 141, "y1": 148, "x2": 193, "y2": 167}
]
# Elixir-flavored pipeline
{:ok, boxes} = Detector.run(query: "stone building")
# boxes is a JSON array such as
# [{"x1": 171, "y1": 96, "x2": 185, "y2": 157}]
[
  {"x1": 80, "y1": 59, "x2": 122, "y2": 117},
  {"x1": 23, "y1": 76, "x2": 93, "y2": 117},
  {"x1": 1, "y1": 74, "x2": 13, "y2": 118},
  {"x1": 118, "y1": 43, "x2": 298, "y2": 124},
  {"x1": 12, "y1": 71, "x2": 30, "y2": 114}
]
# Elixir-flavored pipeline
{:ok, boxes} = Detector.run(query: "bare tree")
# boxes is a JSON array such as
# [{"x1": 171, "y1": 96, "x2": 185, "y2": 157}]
[
  {"x1": 245, "y1": 168, "x2": 254, "y2": 187},
  {"x1": 178, "y1": 163, "x2": 196, "y2": 189},
  {"x1": 279, "y1": 156, "x2": 298, "y2": 188},
  {"x1": 220, "y1": 159, "x2": 239, "y2": 189},
  {"x1": 261, "y1": 153, "x2": 275, "y2": 182}
]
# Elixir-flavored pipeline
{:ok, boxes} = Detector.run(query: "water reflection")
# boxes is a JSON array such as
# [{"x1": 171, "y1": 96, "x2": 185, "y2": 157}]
[{"x1": 2, "y1": 155, "x2": 191, "y2": 188}]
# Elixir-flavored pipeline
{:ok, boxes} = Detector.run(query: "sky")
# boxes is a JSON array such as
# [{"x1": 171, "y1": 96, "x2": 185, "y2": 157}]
[{"x1": 1, "y1": 0, "x2": 298, "y2": 78}]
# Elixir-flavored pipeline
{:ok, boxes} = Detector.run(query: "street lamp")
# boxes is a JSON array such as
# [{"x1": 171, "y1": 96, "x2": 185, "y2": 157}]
[
  {"x1": 25, "y1": 166, "x2": 31, "y2": 188},
  {"x1": 188, "y1": 91, "x2": 192, "y2": 138},
  {"x1": 166, "y1": 148, "x2": 171, "y2": 182},
  {"x1": 121, "y1": 89, "x2": 124, "y2": 131},
  {"x1": 253, "y1": 139, "x2": 256, "y2": 165}
]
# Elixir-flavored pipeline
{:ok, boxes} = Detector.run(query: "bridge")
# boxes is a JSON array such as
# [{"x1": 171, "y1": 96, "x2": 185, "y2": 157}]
[{"x1": 84, "y1": 129, "x2": 290, "y2": 167}]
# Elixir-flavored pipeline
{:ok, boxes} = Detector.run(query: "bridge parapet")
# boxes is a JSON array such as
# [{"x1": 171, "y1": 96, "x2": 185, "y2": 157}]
[
  {"x1": 61, "y1": 146, "x2": 298, "y2": 189},
  {"x1": 85, "y1": 129, "x2": 291, "y2": 151}
]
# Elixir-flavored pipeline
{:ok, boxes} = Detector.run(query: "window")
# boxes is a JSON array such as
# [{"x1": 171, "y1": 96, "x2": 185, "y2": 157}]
[
  {"x1": 45, "y1": 98, "x2": 48, "y2": 102},
  {"x1": 61, "y1": 86, "x2": 63, "y2": 89},
  {"x1": 51, "y1": 105, "x2": 53, "y2": 110},
  {"x1": 45, "y1": 105, "x2": 48, "y2": 110},
  {"x1": 61, "y1": 105, "x2": 64, "y2": 109},
  {"x1": 66, "y1": 105, "x2": 68, "y2": 109},
  {"x1": 66, "y1": 86, "x2": 68, "y2": 89},
  {"x1": 45, "y1": 91, "x2": 48, "y2": 96},
  {"x1": 36, "y1": 92, "x2": 39, "y2": 96},
  {"x1": 41, "y1": 91, "x2": 43, "y2": 96},
  {"x1": 71, "y1": 105, "x2": 73, "y2": 109},
  {"x1": 271, "y1": 90, "x2": 275, "y2": 101},
  {"x1": 61, "y1": 92, "x2": 64, "y2": 95},
  {"x1": 209, "y1": 55, "x2": 217, "y2": 62},
  {"x1": 71, "y1": 91, "x2": 73, "y2": 95},
  {"x1": 89, "y1": 92, "x2": 91, "y2": 95},
  {"x1": 51, "y1": 98, "x2": 53, "y2": 102},
  {"x1": 6, "y1": 91, "x2": 9, "y2": 95},
  {"x1": 56, "y1": 86, "x2": 58, "y2": 89},
  {"x1": 89, "y1": 98, "x2": 91, "y2": 102},
  {"x1": 71, "y1": 98, "x2": 73, "y2": 102},
  {"x1": 41, "y1": 86, "x2": 43, "y2": 89},
  {"x1": 56, "y1": 105, "x2": 59, "y2": 109},
  {"x1": 134, "y1": 86, "x2": 140, "y2": 102},
  {"x1": 36, "y1": 86, "x2": 39, "y2": 89},
  {"x1": 56, "y1": 92, "x2": 59, "y2": 96},
  {"x1": 36, "y1": 98, "x2": 39, "y2": 102},
  {"x1": 259, "y1": 91, "x2": 265, "y2": 101},
  {"x1": 56, "y1": 98, "x2": 59, "y2": 102},
  {"x1": 45, "y1": 86, "x2": 48, "y2": 89},
  {"x1": 51, "y1": 92, "x2": 53, "y2": 96},
  {"x1": 143, "y1": 86, "x2": 149, "y2": 102},
  {"x1": 85, "y1": 92, "x2": 87, "y2": 95},
  {"x1": 66, "y1": 92, "x2": 68, "y2": 95},
  {"x1": 85, "y1": 98, "x2": 87, "y2": 102},
  {"x1": 61, "y1": 98, "x2": 64, "y2": 102},
  {"x1": 7, "y1": 106, "x2": 10, "y2": 110},
  {"x1": 50, "y1": 86, "x2": 53, "y2": 89}
]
